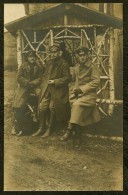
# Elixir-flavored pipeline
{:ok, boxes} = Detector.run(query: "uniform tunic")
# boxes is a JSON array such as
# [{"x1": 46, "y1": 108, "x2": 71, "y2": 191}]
[{"x1": 69, "y1": 59, "x2": 101, "y2": 126}]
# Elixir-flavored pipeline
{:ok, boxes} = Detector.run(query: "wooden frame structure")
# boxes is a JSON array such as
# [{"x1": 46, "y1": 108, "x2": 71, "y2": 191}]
[
  {"x1": 5, "y1": 3, "x2": 123, "y2": 117},
  {"x1": 16, "y1": 26, "x2": 123, "y2": 116}
]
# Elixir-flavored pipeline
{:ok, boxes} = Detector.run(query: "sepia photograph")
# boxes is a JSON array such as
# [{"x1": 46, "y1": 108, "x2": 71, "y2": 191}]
[{"x1": 4, "y1": 3, "x2": 123, "y2": 191}]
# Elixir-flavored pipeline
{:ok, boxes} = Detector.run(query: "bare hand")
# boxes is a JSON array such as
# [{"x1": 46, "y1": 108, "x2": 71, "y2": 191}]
[
  {"x1": 28, "y1": 82, "x2": 34, "y2": 88},
  {"x1": 48, "y1": 80, "x2": 55, "y2": 85}
]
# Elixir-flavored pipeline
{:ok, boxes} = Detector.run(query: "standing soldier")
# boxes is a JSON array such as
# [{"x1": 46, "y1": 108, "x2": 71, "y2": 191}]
[
  {"x1": 61, "y1": 46, "x2": 101, "y2": 144},
  {"x1": 32, "y1": 42, "x2": 71, "y2": 137},
  {"x1": 60, "y1": 41, "x2": 72, "y2": 67},
  {"x1": 12, "y1": 51, "x2": 43, "y2": 136}
]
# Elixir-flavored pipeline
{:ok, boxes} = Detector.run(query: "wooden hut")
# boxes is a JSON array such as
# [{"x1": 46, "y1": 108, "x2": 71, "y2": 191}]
[{"x1": 5, "y1": 3, "x2": 123, "y2": 117}]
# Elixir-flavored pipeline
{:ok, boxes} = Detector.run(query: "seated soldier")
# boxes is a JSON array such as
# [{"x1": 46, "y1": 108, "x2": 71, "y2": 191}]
[
  {"x1": 61, "y1": 46, "x2": 101, "y2": 144},
  {"x1": 12, "y1": 51, "x2": 43, "y2": 136},
  {"x1": 32, "y1": 42, "x2": 71, "y2": 137}
]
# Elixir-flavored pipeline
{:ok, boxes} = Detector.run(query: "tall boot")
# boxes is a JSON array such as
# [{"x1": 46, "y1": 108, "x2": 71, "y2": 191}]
[
  {"x1": 32, "y1": 110, "x2": 46, "y2": 136},
  {"x1": 42, "y1": 110, "x2": 54, "y2": 138},
  {"x1": 73, "y1": 125, "x2": 82, "y2": 147},
  {"x1": 11, "y1": 119, "x2": 21, "y2": 135},
  {"x1": 13, "y1": 109, "x2": 24, "y2": 136},
  {"x1": 60, "y1": 123, "x2": 73, "y2": 141}
]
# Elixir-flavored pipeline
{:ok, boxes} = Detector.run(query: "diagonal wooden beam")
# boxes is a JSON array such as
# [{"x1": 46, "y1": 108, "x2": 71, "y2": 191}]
[
  {"x1": 97, "y1": 105, "x2": 108, "y2": 116},
  {"x1": 22, "y1": 30, "x2": 45, "y2": 67},
  {"x1": 82, "y1": 29, "x2": 109, "y2": 76},
  {"x1": 22, "y1": 30, "x2": 35, "y2": 51},
  {"x1": 97, "y1": 80, "x2": 109, "y2": 95},
  {"x1": 22, "y1": 43, "x2": 29, "y2": 52},
  {"x1": 66, "y1": 28, "x2": 80, "y2": 38},
  {"x1": 36, "y1": 31, "x2": 51, "y2": 51},
  {"x1": 54, "y1": 29, "x2": 65, "y2": 38}
]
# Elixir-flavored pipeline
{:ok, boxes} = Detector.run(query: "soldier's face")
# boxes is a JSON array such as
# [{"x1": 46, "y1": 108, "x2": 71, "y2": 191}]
[
  {"x1": 50, "y1": 50, "x2": 60, "y2": 60},
  {"x1": 78, "y1": 52, "x2": 88, "y2": 64},
  {"x1": 27, "y1": 54, "x2": 36, "y2": 64}
]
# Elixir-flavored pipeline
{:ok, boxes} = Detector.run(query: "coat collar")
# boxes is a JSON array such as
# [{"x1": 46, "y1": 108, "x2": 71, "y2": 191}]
[
  {"x1": 78, "y1": 58, "x2": 92, "y2": 68},
  {"x1": 85, "y1": 58, "x2": 92, "y2": 68},
  {"x1": 51, "y1": 56, "x2": 62, "y2": 66}
]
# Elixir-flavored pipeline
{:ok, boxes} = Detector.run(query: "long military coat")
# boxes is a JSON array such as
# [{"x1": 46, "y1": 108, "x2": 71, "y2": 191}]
[
  {"x1": 13, "y1": 62, "x2": 43, "y2": 109},
  {"x1": 69, "y1": 59, "x2": 101, "y2": 126},
  {"x1": 39, "y1": 57, "x2": 71, "y2": 122}
]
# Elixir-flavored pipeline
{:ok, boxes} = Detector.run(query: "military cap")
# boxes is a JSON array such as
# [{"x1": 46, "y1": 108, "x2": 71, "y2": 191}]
[
  {"x1": 75, "y1": 46, "x2": 89, "y2": 54},
  {"x1": 49, "y1": 41, "x2": 60, "y2": 52}
]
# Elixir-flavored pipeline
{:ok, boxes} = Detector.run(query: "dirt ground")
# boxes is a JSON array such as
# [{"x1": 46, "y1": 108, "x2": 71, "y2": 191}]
[{"x1": 4, "y1": 72, "x2": 123, "y2": 191}]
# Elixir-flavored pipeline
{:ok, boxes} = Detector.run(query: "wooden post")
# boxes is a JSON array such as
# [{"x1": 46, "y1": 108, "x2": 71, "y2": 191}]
[
  {"x1": 50, "y1": 29, "x2": 53, "y2": 46},
  {"x1": 64, "y1": 14, "x2": 68, "y2": 26},
  {"x1": 104, "y1": 3, "x2": 107, "y2": 14},
  {"x1": 94, "y1": 27, "x2": 97, "y2": 47},
  {"x1": 108, "y1": 28, "x2": 115, "y2": 115},
  {"x1": 65, "y1": 28, "x2": 68, "y2": 36},
  {"x1": 16, "y1": 30, "x2": 22, "y2": 68},
  {"x1": 21, "y1": 33, "x2": 24, "y2": 63},
  {"x1": 34, "y1": 31, "x2": 36, "y2": 43},
  {"x1": 80, "y1": 29, "x2": 83, "y2": 46}
]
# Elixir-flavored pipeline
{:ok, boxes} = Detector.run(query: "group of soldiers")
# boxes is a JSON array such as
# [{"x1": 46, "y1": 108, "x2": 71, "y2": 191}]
[{"x1": 12, "y1": 41, "x2": 101, "y2": 145}]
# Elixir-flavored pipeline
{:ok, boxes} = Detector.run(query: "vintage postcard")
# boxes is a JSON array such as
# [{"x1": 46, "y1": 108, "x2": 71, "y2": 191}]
[{"x1": 4, "y1": 3, "x2": 123, "y2": 191}]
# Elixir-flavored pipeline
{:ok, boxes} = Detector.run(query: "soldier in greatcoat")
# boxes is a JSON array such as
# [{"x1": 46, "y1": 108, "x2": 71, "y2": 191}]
[
  {"x1": 61, "y1": 46, "x2": 101, "y2": 143},
  {"x1": 12, "y1": 51, "x2": 43, "y2": 136},
  {"x1": 32, "y1": 43, "x2": 71, "y2": 137}
]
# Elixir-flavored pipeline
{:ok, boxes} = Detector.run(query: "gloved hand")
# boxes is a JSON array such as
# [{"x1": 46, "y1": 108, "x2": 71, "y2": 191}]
[{"x1": 73, "y1": 88, "x2": 82, "y2": 96}]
